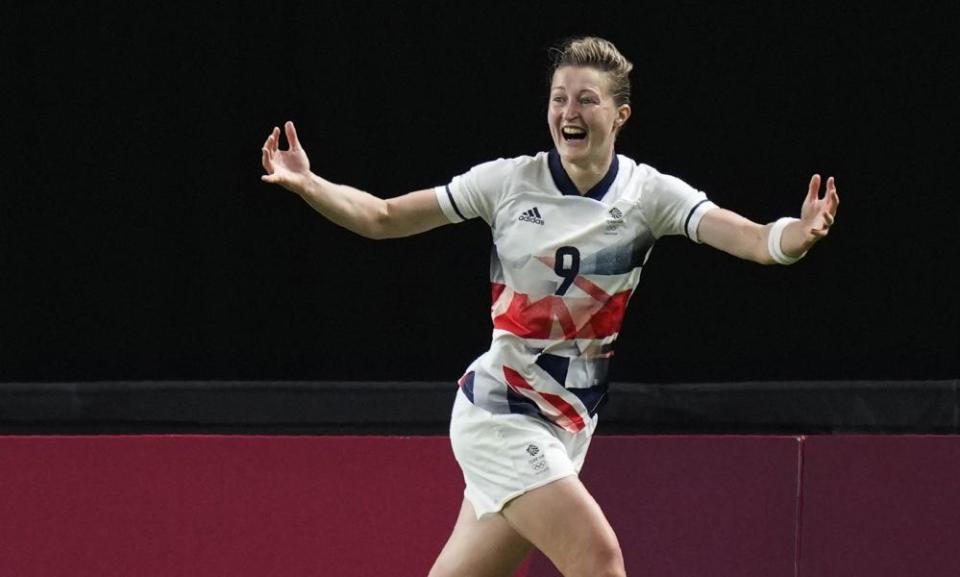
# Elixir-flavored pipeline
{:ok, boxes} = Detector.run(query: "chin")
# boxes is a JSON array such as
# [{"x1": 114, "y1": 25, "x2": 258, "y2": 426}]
[{"x1": 559, "y1": 144, "x2": 591, "y2": 161}]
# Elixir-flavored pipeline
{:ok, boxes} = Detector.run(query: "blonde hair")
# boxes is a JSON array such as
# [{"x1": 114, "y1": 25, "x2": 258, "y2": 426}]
[{"x1": 549, "y1": 36, "x2": 633, "y2": 106}]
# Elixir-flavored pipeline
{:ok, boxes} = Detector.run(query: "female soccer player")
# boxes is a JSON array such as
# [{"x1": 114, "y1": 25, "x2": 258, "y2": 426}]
[{"x1": 261, "y1": 36, "x2": 838, "y2": 577}]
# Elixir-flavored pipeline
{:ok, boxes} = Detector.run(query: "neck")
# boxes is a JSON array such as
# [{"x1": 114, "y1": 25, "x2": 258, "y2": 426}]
[{"x1": 560, "y1": 149, "x2": 615, "y2": 195}]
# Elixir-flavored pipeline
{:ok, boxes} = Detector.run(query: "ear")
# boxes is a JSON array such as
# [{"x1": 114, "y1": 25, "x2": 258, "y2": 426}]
[{"x1": 612, "y1": 104, "x2": 632, "y2": 135}]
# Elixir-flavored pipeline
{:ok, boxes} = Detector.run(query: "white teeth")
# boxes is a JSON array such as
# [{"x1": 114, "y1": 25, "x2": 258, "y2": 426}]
[{"x1": 562, "y1": 126, "x2": 587, "y2": 140}]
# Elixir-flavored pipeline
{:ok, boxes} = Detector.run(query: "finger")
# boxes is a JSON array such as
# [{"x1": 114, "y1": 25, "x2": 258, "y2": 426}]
[
  {"x1": 272, "y1": 126, "x2": 281, "y2": 151},
  {"x1": 285, "y1": 121, "x2": 301, "y2": 151},
  {"x1": 261, "y1": 147, "x2": 270, "y2": 172},
  {"x1": 826, "y1": 178, "x2": 840, "y2": 214},
  {"x1": 806, "y1": 174, "x2": 821, "y2": 204},
  {"x1": 810, "y1": 225, "x2": 829, "y2": 238},
  {"x1": 823, "y1": 211, "x2": 835, "y2": 227},
  {"x1": 265, "y1": 128, "x2": 276, "y2": 154}
]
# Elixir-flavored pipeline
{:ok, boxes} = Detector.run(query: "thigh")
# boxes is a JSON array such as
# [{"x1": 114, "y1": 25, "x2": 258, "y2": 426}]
[
  {"x1": 429, "y1": 498, "x2": 533, "y2": 577},
  {"x1": 500, "y1": 477, "x2": 625, "y2": 577}
]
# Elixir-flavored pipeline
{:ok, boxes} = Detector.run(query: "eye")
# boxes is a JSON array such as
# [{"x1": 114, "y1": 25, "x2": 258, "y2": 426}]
[
  {"x1": 552, "y1": 95, "x2": 566, "y2": 104},
  {"x1": 579, "y1": 97, "x2": 598, "y2": 105}
]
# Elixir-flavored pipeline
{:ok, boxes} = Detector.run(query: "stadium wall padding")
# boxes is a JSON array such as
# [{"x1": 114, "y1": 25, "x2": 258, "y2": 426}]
[
  {"x1": 3, "y1": 380, "x2": 957, "y2": 434},
  {"x1": 1, "y1": 435, "x2": 958, "y2": 577}
]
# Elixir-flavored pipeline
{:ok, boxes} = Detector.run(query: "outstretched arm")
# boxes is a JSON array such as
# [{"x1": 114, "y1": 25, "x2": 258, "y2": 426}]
[
  {"x1": 260, "y1": 121, "x2": 450, "y2": 239},
  {"x1": 697, "y1": 175, "x2": 839, "y2": 264}
]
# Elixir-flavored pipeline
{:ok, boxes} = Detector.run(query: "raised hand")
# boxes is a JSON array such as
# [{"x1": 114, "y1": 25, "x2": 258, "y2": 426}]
[
  {"x1": 261, "y1": 121, "x2": 311, "y2": 193},
  {"x1": 799, "y1": 174, "x2": 839, "y2": 247}
]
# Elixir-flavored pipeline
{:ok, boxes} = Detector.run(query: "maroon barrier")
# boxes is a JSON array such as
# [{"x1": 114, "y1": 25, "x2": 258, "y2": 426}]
[
  {"x1": 527, "y1": 436, "x2": 802, "y2": 577},
  {"x1": 2, "y1": 435, "x2": 959, "y2": 576},
  {"x1": 0, "y1": 436, "x2": 464, "y2": 577},
  {"x1": 799, "y1": 436, "x2": 960, "y2": 577}
]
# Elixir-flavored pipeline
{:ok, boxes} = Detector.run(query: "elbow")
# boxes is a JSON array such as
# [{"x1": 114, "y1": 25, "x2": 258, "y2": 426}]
[
  {"x1": 361, "y1": 222, "x2": 390, "y2": 241},
  {"x1": 364, "y1": 212, "x2": 410, "y2": 240},
  {"x1": 361, "y1": 220, "x2": 386, "y2": 240},
  {"x1": 359, "y1": 229, "x2": 386, "y2": 241},
  {"x1": 360, "y1": 203, "x2": 393, "y2": 240}
]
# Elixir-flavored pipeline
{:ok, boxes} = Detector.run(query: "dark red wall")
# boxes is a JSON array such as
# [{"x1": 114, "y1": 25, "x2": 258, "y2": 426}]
[
  {"x1": 527, "y1": 436, "x2": 801, "y2": 577},
  {"x1": 798, "y1": 436, "x2": 960, "y2": 577},
  {"x1": 0, "y1": 437, "x2": 463, "y2": 577},
  {"x1": 1, "y1": 435, "x2": 958, "y2": 576}
]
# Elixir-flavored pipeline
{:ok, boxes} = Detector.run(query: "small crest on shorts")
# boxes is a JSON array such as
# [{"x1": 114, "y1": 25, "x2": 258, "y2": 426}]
[{"x1": 526, "y1": 443, "x2": 548, "y2": 474}]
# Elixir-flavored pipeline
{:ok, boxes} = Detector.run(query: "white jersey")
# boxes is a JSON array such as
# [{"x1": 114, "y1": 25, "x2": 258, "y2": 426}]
[{"x1": 435, "y1": 150, "x2": 716, "y2": 433}]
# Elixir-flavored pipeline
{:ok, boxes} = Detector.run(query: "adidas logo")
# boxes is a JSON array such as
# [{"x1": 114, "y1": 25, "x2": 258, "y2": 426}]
[{"x1": 519, "y1": 207, "x2": 545, "y2": 225}]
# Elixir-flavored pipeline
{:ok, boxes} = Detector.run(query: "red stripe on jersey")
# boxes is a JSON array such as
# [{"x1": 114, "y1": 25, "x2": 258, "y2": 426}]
[
  {"x1": 502, "y1": 366, "x2": 586, "y2": 432},
  {"x1": 493, "y1": 293, "x2": 577, "y2": 339},
  {"x1": 491, "y1": 282, "x2": 506, "y2": 305},
  {"x1": 585, "y1": 290, "x2": 632, "y2": 337},
  {"x1": 573, "y1": 275, "x2": 611, "y2": 302},
  {"x1": 492, "y1": 290, "x2": 632, "y2": 340}
]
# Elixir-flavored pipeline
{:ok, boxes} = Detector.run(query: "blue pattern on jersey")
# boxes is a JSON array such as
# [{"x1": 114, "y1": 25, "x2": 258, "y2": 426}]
[
  {"x1": 535, "y1": 353, "x2": 570, "y2": 387},
  {"x1": 580, "y1": 233, "x2": 656, "y2": 275},
  {"x1": 506, "y1": 386, "x2": 540, "y2": 414},
  {"x1": 569, "y1": 383, "x2": 609, "y2": 416},
  {"x1": 536, "y1": 352, "x2": 608, "y2": 416},
  {"x1": 460, "y1": 371, "x2": 476, "y2": 403}
]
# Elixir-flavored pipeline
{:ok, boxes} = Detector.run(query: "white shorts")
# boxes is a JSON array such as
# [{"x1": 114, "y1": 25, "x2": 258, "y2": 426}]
[{"x1": 449, "y1": 388, "x2": 598, "y2": 519}]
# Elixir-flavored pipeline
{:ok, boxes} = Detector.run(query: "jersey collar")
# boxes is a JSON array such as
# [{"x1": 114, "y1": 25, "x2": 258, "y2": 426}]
[{"x1": 548, "y1": 148, "x2": 619, "y2": 201}]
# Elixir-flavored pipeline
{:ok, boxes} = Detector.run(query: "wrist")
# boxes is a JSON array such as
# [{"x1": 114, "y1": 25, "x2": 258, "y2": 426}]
[
  {"x1": 768, "y1": 217, "x2": 806, "y2": 265},
  {"x1": 294, "y1": 172, "x2": 321, "y2": 198}
]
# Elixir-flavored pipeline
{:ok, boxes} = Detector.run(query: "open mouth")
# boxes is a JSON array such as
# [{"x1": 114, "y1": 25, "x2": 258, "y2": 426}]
[{"x1": 561, "y1": 126, "x2": 587, "y2": 141}]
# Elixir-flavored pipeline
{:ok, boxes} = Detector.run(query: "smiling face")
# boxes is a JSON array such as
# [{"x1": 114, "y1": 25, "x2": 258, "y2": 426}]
[{"x1": 548, "y1": 65, "x2": 631, "y2": 170}]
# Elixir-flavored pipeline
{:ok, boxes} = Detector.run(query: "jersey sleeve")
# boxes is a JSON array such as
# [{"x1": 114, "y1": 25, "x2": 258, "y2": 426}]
[
  {"x1": 638, "y1": 171, "x2": 717, "y2": 243},
  {"x1": 434, "y1": 158, "x2": 510, "y2": 226}
]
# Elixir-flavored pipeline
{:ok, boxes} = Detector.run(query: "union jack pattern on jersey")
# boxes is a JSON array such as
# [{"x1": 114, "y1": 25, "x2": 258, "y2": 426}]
[{"x1": 435, "y1": 150, "x2": 715, "y2": 433}]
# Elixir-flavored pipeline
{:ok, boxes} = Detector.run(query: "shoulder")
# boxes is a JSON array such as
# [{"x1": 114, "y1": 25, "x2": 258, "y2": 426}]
[
  {"x1": 615, "y1": 154, "x2": 655, "y2": 183},
  {"x1": 466, "y1": 153, "x2": 546, "y2": 177},
  {"x1": 610, "y1": 154, "x2": 666, "y2": 200},
  {"x1": 617, "y1": 158, "x2": 696, "y2": 200},
  {"x1": 455, "y1": 152, "x2": 548, "y2": 190},
  {"x1": 623, "y1": 159, "x2": 711, "y2": 239}
]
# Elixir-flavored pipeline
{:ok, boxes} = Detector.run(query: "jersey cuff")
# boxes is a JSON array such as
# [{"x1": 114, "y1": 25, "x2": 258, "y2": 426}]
[
  {"x1": 684, "y1": 199, "x2": 717, "y2": 243},
  {"x1": 434, "y1": 185, "x2": 467, "y2": 223}
]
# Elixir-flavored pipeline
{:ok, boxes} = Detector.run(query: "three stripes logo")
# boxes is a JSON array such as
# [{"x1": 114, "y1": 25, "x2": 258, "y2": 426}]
[{"x1": 519, "y1": 207, "x2": 545, "y2": 226}]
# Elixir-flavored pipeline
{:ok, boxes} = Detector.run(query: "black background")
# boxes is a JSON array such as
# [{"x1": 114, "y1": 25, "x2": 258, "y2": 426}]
[{"x1": 3, "y1": 1, "x2": 957, "y2": 384}]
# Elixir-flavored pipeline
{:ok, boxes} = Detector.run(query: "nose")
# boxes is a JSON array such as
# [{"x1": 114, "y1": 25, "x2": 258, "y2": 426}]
[{"x1": 562, "y1": 100, "x2": 580, "y2": 120}]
